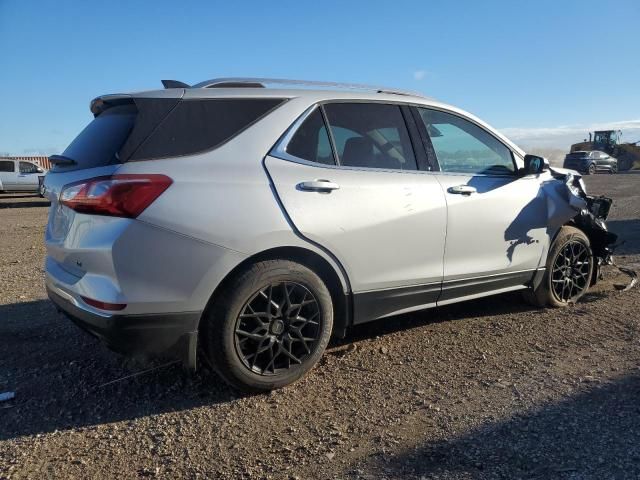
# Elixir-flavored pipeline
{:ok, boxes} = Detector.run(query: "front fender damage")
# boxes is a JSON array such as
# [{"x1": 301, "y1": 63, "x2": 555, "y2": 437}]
[
  {"x1": 545, "y1": 167, "x2": 636, "y2": 290},
  {"x1": 547, "y1": 167, "x2": 616, "y2": 258}
]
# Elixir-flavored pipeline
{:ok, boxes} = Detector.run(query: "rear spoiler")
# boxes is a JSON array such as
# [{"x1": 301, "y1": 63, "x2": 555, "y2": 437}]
[
  {"x1": 90, "y1": 94, "x2": 134, "y2": 116},
  {"x1": 161, "y1": 80, "x2": 190, "y2": 89}
]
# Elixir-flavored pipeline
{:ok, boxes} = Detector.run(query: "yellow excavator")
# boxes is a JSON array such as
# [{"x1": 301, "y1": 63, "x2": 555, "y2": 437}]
[{"x1": 570, "y1": 130, "x2": 640, "y2": 171}]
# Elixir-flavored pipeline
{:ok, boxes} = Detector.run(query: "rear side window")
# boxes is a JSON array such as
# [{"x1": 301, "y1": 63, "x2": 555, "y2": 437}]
[
  {"x1": 286, "y1": 109, "x2": 335, "y2": 165},
  {"x1": 323, "y1": 103, "x2": 417, "y2": 170},
  {"x1": 60, "y1": 105, "x2": 137, "y2": 170},
  {"x1": 418, "y1": 108, "x2": 515, "y2": 175},
  {"x1": 0, "y1": 161, "x2": 15, "y2": 172},
  {"x1": 130, "y1": 98, "x2": 285, "y2": 160}
]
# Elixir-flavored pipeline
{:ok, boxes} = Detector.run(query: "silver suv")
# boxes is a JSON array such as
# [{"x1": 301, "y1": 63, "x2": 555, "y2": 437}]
[{"x1": 44, "y1": 78, "x2": 615, "y2": 391}]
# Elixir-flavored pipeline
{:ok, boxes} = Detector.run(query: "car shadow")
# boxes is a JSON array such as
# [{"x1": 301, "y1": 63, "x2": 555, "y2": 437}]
[
  {"x1": 1, "y1": 291, "x2": 541, "y2": 441},
  {"x1": 0, "y1": 286, "x2": 609, "y2": 442},
  {"x1": 355, "y1": 372, "x2": 640, "y2": 479},
  {"x1": 0, "y1": 300, "x2": 237, "y2": 441},
  {"x1": 0, "y1": 199, "x2": 50, "y2": 209}
]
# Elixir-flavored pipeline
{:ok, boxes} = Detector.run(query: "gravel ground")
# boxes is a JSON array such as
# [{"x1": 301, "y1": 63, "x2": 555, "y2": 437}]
[{"x1": 1, "y1": 174, "x2": 639, "y2": 480}]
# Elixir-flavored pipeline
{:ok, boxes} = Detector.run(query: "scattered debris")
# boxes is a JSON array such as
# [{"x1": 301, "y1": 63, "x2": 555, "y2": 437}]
[{"x1": 611, "y1": 261, "x2": 638, "y2": 291}]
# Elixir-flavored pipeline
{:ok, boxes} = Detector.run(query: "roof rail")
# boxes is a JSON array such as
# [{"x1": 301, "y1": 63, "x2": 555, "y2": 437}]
[{"x1": 190, "y1": 77, "x2": 424, "y2": 97}]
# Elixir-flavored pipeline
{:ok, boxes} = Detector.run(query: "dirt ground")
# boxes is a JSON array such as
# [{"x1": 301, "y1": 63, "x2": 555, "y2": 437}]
[{"x1": 1, "y1": 173, "x2": 639, "y2": 480}]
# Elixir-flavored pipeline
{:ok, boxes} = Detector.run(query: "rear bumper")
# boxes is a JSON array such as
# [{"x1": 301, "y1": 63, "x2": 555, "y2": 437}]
[{"x1": 47, "y1": 286, "x2": 200, "y2": 369}]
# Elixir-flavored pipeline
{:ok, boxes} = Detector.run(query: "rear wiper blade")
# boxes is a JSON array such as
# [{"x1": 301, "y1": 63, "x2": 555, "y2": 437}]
[{"x1": 49, "y1": 154, "x2": 77, "y2": 166}]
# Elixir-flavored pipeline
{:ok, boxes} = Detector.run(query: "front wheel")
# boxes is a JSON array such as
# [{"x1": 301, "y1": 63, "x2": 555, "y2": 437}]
[
  {"x1": 587, "y1": 163, "x2": 596, "y2": 175},
  {"x1": 201, "y1": 260, "x2": 333, "y2": 392},
  {"x1": 524, "y1": 226, "x2": 594, "y2": 307}
]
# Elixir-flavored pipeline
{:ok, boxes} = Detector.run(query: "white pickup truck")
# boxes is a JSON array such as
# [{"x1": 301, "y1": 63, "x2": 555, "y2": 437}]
[{"x1": 0, "y1": 159, "x2": 47, "y2": 196}]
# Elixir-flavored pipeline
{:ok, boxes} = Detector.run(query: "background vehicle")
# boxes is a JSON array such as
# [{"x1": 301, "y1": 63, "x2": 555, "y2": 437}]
[
  {"x1": 44, "y1": 78, "x2": 613, "y2": 392},
  {"x1": 570, "y1": 130, "x2": 640, "y2": 171},
  {"x1": 0, "y1": 158, "x2": 47, "y2": 196},
  {"x1": 563, "y1": 150, "x2": 618, "y2": 174}
]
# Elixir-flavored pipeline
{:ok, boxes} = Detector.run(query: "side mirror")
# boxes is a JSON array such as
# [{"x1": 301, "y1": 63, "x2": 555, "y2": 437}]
[{"x1": 523, "y1": 154, "x2": 549, "y2": 175}]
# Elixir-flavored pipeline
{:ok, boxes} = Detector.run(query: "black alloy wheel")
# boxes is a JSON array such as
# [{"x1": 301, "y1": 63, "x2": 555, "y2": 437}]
[
  {"x1": 550, "y1": 240, "x2": 591, "y2": 303},
  {"x1": 234, "y1": 282, "x2": 321, "y2": 375},
  {"x1": 202, "y1": 259, "x2": 333, "y2": 392}
]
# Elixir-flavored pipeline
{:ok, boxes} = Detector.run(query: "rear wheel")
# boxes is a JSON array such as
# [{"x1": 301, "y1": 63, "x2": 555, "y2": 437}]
[
  {"x1": 201, "y1": 260, "x2": 333, "y2": 392},
  {"x1": 524, "y1": 226, "x2": 594, "y2": 307}
]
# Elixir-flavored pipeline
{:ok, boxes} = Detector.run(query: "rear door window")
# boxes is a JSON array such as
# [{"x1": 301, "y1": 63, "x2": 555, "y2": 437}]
[
  {"x1": 323, "y1": 103, "x2": 417, "y2": 170},
  {"x1": 0, "y1": 160, "x2": 15, "y2": 172}
]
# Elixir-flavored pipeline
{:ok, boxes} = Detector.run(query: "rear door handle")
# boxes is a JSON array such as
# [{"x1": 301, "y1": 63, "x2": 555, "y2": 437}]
[
  {"x1": 447, "y1": 185, "x2": 477, "y2": 196},
  {"x1": 297, "y1": 180, "x2": 340, "y2": 192}
]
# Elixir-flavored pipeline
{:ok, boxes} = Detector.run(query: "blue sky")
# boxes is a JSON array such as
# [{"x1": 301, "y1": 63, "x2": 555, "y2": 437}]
[{"x1": 1, "y1": 0, "x2": 639, "y2": 155}]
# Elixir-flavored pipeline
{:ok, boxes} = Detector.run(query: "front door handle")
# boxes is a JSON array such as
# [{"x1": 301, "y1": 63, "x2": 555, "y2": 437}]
[
  {"x1": 298, "y1": 180, "x2": 340, "y2": 192},
  {"x1": 448, "y1": 185, "x2": 477, "y2": 196}
]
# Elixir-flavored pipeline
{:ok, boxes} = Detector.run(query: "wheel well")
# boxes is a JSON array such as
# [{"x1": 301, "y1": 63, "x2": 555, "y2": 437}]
[{"x1": 201, "y1": 246, "x2": 351, "y2": 339}]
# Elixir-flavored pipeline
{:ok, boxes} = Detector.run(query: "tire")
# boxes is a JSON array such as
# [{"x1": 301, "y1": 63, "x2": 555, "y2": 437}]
[
  {"x1": 38, "y1": 184, "x2": 46, "y2": 197},
  {"x1": 524, "y1": 226, "x2": 594, "y2": 308},
  {"x1": 587, "y1": 163, "x2": 596, "y2": 175},
  {"x1": 610, "y1": 164, "x2": 618, "y2": 174},
  {"x1": 201, "y1": 260, "x2": 333, "y2": 392}
]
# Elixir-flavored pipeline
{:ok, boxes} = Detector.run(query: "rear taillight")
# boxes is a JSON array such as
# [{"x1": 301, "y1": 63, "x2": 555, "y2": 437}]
[{"x1": 60, "y1": 174, "x2": 172, "y2": 218}]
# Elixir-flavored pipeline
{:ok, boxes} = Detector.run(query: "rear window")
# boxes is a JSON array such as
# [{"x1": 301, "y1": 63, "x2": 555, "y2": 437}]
[
  {"x1": 59, "y1": 98, "x2": 285, "y2": 170},
  {"x1": 129, "y1": 98, "x2": 285, "y2": 160},
  {"x1": 60, "y1": 104, "x2": 137, "y2": 170}
]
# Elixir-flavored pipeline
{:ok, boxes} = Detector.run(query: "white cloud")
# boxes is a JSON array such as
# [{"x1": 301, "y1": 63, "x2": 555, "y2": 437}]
[
  {"x1": 499, "y1": 119, "x2": 640, "y2": 150},
  {"x1": 413, "y1": 70, "x2": 427, "y2": 81},
  {"x1": 501, "y1": 119, "x2": 640, "y2": 140}
]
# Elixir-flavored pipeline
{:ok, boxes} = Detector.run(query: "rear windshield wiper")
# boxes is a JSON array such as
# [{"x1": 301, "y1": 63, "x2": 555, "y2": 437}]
[{"x1": 49, "y1": 154, "x2": 77, "y2": 166}]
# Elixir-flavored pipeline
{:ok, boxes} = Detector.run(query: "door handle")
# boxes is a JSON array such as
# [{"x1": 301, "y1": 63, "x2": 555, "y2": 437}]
[
  {"x1": 448, "y1": 185, "x2": 477, "y2": 196},
  {"x1": 297, "y1": 180, "x2": 340, "y2": 192}
]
